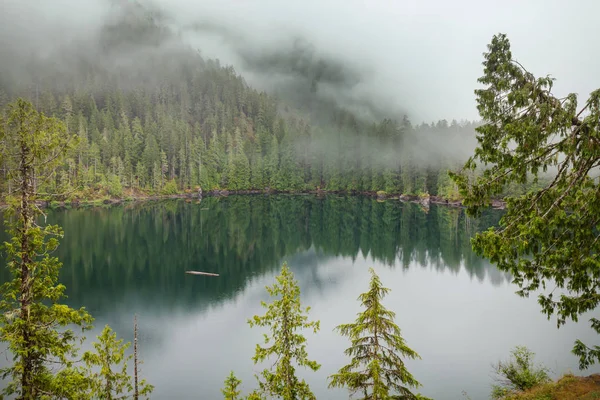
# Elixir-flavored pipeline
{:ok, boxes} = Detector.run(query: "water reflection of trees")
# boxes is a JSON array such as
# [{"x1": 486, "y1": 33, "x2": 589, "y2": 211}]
[{"x1": 0, "y1": 196, "x2": 507, "y2": 313}]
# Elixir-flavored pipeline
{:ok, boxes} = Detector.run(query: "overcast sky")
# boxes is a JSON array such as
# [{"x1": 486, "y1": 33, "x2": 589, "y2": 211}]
[{"x1": 2, "y1": 0, "x2": 599, "y2": 122}]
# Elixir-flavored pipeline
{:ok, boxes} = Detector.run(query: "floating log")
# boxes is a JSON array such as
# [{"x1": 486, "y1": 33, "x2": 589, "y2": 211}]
[{"x1": 185, "y1": 271, "x2": 219, "y2": 277}]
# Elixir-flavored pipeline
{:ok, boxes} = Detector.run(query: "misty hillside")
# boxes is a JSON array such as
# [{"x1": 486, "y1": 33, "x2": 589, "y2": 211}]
[{"x1": 0, "y1": 0, "x2": 481, "y2": 199}]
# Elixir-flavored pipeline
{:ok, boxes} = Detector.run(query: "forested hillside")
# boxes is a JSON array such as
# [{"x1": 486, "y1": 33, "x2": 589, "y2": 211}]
[{"x1": 0, "y1": 1, "x2": 479, "y2": 201}]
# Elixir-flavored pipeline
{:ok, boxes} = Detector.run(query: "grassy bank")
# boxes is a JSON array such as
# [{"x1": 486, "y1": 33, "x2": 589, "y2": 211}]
[{"x1": 501, "y1": 373, "x2": 600, "y2": 400}]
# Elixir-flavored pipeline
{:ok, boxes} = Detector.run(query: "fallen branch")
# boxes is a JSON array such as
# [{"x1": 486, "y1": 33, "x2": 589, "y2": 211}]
[{"x1": 185, "y1": 271, "x2": 219, "y2": 277}]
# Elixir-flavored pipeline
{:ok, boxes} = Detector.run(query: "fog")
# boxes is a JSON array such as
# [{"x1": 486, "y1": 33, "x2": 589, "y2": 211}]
[{"x1": 2, "y1": 0, "x2": 599, "y2": 124}]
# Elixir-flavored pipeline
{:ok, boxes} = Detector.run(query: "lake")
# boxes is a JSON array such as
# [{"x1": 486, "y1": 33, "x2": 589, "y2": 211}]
[{"x1": 0, "y1": 195, "x2": 598, "y2": 399}]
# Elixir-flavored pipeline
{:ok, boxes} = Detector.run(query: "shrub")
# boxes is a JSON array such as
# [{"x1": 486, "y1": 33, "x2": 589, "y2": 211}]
[
  {"x1": 106, "y1": 175, "x2": 123, "y2": 198},
  {"x1": 491, "y1": 346, "x2": 551, "y2": 399},
  {"x1": 161, "y1": 179, "x2": 178, "y2": 195}
]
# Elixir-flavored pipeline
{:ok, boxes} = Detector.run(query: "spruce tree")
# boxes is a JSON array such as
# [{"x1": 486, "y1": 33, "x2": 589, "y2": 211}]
[
  {"x1": 0, "y1": 99, "x2": 93, "y2": 398},
  {"x1": 0, "y1": 99, "x2": 150, "y2": 399},
  {"x1": 83, "y1": 325, "x2": 153, "y2": 400},
  {"x1": 248, "y1": 263, "x2": 320, "y2": 400},
  {"x1": 232, "y1": 148, "x2": 250, "y2": 190},
  {"x1": 328, "y1": 268, "x2": 422, "y2": 400},
  {"x1": 221, "y1": 371, "x2": 242, "y2": 400},
  {"x1": 265, "y1": 135, "x2": 279, "y2": 188}
]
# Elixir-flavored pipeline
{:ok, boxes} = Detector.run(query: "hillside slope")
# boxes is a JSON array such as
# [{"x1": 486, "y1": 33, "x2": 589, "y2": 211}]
[
  {"x1": 504, "y1": 374, "x2": 600, "y2": 400},
  {"x1": 0, "y1": 1, "x2": 480, "y2": 200}
]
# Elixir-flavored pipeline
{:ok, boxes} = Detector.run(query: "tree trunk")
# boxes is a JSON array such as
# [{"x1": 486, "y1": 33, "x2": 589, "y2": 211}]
[
  {"x1": 18, "y1": 124, "x2": 34, "y2": 400},
  {"x1": 105, "y1": 341, "x2": 113, "y2": 400},
  {"x1": 134, "y1": 315, "x2": 139, "y2": 400}
]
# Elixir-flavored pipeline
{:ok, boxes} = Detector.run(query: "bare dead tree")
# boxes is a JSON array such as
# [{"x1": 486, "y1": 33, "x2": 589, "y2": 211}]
[{"x1": 134, "y1": 314, "x2": 139, "y2": 400}]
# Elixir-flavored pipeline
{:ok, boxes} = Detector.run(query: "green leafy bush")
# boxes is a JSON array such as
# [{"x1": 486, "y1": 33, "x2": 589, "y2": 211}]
[
  {"x1": 106, "y1": 175, "x2": 123, "y2": 198},
  {"x1": 161, "y1": 179, "x2": 179, "y2": 195},
  {"x1": 491, "y1": 346, "x2": 551, "y2": 399}
]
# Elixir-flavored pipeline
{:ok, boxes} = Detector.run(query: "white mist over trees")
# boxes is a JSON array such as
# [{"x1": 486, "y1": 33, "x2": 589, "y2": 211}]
[
  {"x1": 0, "y1": 0, "x2": 485, "y2": 198},
  {"x1": 3, "y1": 0, "x2": 599, "y2": 120},
  {"x1": 0, "y1": 0, "x2": 597, "y2": 196}
]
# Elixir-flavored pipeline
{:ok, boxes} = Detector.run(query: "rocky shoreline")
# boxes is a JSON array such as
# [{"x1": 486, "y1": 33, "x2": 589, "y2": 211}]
[{"x1": 6, "y1": 189, "x2": 506, "y2": 211}]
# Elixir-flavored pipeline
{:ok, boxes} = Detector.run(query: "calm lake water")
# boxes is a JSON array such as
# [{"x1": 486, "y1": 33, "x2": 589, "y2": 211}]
[{"x1": 0, "y1": 195, "x2": 598, "y2": 399}]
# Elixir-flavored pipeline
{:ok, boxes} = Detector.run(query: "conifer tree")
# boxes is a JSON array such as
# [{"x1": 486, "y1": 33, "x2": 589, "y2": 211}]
[
  {"x1": 231, "y1": 148, "x2": 250, "y2": 190},
  {"x1": 328, "y1": 268, "x2": 422, "y2": 400},
  {"x1": 0, "y1": 99, "x2": 93, "y2": 398},
  {"x1": 248, "y1": 263, "x2": 320, "y2": 400},
  {"x1": 265, "y1": 135, "x2": 279, "y2": 188},
  {"x1": 451, "y1": 33, "x2": 600, "y2": 368},
  {"x1": 0, "y1": 99, "x2": 151, "y2": 399},
  {"x1": 83, "y1": 325, "x2": 153, "y2": 400},
  {"x1": 135, "y1": 161, "x2": 146, "y2": 188},
  {"x1": 221, "y1": 371, "x2": 242, "y2": 400}
]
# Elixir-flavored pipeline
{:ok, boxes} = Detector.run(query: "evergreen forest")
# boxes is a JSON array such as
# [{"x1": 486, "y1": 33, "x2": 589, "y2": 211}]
[
  {"x1": 0, "y1": 3, "x2": 484, "y2": 202},
  {"x1": 2, "y1": 0, "x2": 599, "y2": 398}
]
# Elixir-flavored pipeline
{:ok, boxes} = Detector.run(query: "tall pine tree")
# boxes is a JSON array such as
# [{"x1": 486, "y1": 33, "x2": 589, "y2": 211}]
[
  {"x1": 0, "y1": 99, "x2": 152, "y2": 399},
  {"x1": 248, "y1": 263, "x2": 320, "y2": 400},
  {"x1": 328, "y1": 268, "x2": 423, "y2": 400},
  {"x1": 83, "y1": 325, "x2": 153, "y2": 399},
  {"x1": 0, "y1": 99, "x2": 93, "y2": 398},
  {"x1": 221, "y1": 371, "x2": 242, "y2": 400}
]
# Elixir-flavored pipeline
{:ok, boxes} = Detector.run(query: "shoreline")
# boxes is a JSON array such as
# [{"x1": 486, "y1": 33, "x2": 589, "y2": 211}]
[{"x1": 1, "y1": 189, "x2": 506, "y2": 211}]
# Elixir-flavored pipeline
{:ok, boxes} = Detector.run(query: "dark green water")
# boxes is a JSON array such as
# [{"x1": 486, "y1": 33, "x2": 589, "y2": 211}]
[{"x1": 0, "y1": 195, "x2": 597, "y2": 399}]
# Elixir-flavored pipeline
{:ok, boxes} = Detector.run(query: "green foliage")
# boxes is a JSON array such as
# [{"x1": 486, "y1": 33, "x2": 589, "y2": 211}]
[
  {"x1": 494, "y1": 373, "x2": 600, "y2": 400},
  {"x1": 161, "y1": 179, "x2": 179, "y2": 195},
  {"x1": 106, "y1": 174, "x2": 124, "y2": 197},
  {"x1": 221, "y1": 371, "x2": 242, "y2": 400},
  {"x1": 83, "y1": 325, "x2": 153, "y2": 399},
  {"x1": 248, "y1": 263, "x2": 321, "y2": 400},
  {"x1": 450, "y1": 33, "x2": 600, "y2": 369},
  {"x1": 328, "y1": 267, "x2": 422, "y2": 399},
  {"x1": 437, "y1": 171, "x2": 461, "y2": 201},
  {"x1": 0, "y1": 53, "x2": 478, "y2": 201},
  {"x1": 491, "y1": 346, "x2": 551, "y2": 399},
  {"x1": 0, "y1": 99, "x2": 94, "y2": 399},
  {"x1": 383, "y1": 168, "x2": 400, "y2": 194},
  {"x1": 246, "y1": 391, "x2": 266, "y2": 400},
  {"x1": 227, "y1": 133, "x2": 251, "y2": 190},
  {"x1": 0, "y1": 99, "x2": 150, "y2": 399}
]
